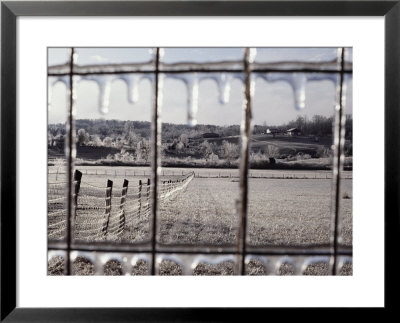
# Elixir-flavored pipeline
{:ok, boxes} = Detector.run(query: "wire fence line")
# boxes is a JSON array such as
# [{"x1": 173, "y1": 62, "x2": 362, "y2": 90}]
[
  {"x1": 48, "y1": 168, "x2": 152, "y2": 177},
  {"x1": 48, "y1": 168, "x2": 352, "y2": 180},
  {"x1": 48, "y1": 170, "x2": 195, "y2": 242}
]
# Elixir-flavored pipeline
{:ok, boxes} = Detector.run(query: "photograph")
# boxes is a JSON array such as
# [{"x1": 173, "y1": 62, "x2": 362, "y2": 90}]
[{"x1": 47, "y1": 47, "x2": 352, "y2": 276}]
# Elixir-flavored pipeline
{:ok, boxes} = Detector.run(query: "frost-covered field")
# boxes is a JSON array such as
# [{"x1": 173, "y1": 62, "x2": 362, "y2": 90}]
[
  {"x1": 48, "y1": 166, "x2": 352, "y2": 275},
  {"x1": 159, "y1": 177, "x2": 352, "y2": 247}
]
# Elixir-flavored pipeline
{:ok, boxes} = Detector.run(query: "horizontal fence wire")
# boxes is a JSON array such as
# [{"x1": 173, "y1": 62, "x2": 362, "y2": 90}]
[{"x1": 47, "y1": 47, "x2": 352, "y2": 275}]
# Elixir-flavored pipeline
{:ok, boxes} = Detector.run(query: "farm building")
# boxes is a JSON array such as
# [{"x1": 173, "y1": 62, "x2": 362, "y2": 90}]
[
  {"x1": 266, "y1": 128, "x2": 282, "y2": 134},
  {"x1": 286, "y1": 128, "x2": 301, "y2": 136}
]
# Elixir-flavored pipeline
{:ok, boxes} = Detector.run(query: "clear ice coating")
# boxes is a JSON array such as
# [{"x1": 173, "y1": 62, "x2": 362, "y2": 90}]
[
  {"x1": 86, "y1": 75, "x2": 114, "y2": 115},
  {"x1": 291, "y1": 74, "x2": 307, "y2": 110},
  {"x1": 69, "y1": 251, "x2": 151, "y2": 275},
  {"x1": 341, "y1": 73, "x2": 352, "y2": 111},
  {"x1": 47, "y1": 75, "x2": 70, "y2": 110},
  {"x1": 70, "y1": 74, "x2": 154, "y2": 115},
  {"x1": 163, "y1": 72, "x2": 242, "y2": 126},
  {"x1": 212, "y1": 73, "x2": 233, "y2": 104},
  {"x1": 248, "y1": 48, "x2": 257, "y2": 64},
  {"x1": 119, "y1": 74, "x2": 142, "y2": 104},
  {"x1": 186, "y1": 73, "x2": 199, "y2": 127},
  {"x1": 255, "y1": 48, "x2": 338, "y2": 63},
  {"x1": 155, "y1": 254, "x2": 237, "y2": 275},
  {"x1": 255, "y1": 72, "x2": 338, "y2": 110},
  {"x1": 159, "y1": 47, "x2": 244, "y2": 71}
]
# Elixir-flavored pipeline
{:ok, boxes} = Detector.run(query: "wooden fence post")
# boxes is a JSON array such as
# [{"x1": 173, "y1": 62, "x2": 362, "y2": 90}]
[
  {"x1": 138, "y1": 180, "x2": 142, "y2": 218},
  {"x1": 103, "y1": 179, "x2": 113, "y2": 236},
  {"x1": 118, "y1": 179, "x2": 128, "y2": 234},
  {"x1": 146, "y1": 178, "x2": 151, "y2": 215},
  {"x1": 73, "y1": 170, "x2": 82, "y2": 221}
]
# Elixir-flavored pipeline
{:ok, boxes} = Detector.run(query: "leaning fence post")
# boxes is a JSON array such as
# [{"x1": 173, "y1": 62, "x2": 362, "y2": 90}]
[
  {"x1": 73, "y1": 170, "x2": 82, "y2": 219},
  {"x1": 119, "y1": 179, "x2": 128, "y2": 233},
  {"x1": 103, "y1": 179, "x2": 113, "y2": 236},
  {"x1": 74, "y1": 169, "x2": 82, "y2": 204},
  {"x1": 138, "y1": 180, "x2": 142, "y2": 218},
  {"x1": 146, "y1": 178, "x2": 151, "y2": 215}
]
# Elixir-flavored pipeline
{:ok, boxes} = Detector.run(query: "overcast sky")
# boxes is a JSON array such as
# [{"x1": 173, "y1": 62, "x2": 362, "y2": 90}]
[{"x1": 48, "y1": 48, "x2": 352, "y2": 126}]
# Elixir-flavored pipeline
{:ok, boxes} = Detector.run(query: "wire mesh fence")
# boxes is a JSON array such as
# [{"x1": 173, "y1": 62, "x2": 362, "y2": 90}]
[{"x1": 47, "y1": 47, "x2": 352, "y2": 275}]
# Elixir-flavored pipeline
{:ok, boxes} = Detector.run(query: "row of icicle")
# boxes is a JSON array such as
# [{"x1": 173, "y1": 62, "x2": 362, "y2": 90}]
[{"x1": 48, "y1": 48, "x2": 351, "y2": 126}]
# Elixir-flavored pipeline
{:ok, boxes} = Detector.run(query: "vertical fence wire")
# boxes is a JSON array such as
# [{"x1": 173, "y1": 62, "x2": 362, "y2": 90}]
[
  {"x1": 237, "y1": 48, "x2": 253, "y2": 275},
  {"x1": 65, "y1": 47, "x2": 76, "y2": 275},
  {"x1": 151, "y1": 48, "x2": 161, "y2": 275},
  {"x1": 330, "y1": 48, "x2": 346, "y2": 275}
]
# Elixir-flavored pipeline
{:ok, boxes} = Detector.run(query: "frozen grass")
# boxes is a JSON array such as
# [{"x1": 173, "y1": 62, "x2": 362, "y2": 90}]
[
  {"x1": 47, "y1": 256, "x2": 65, "y2": 276},
  {"x1": 48, "y1": 166, "x2": 352, "y2": 275},
  {"x1": 131, "y1": 259, "x2": 149, "y2": 275},
  {"x1": 159, "y1": 178, "x2": 239, "y2": 246},
  {"x1": 54, "y1": 257, "x2": 350, "y2": 276},
  {"x1": 193, "y1": 261, "x2": 235, "y2": 276},
  {"x1": 104, "y1": 260, "x2": 123, "y2": 276},
  {"x1": 72, "y1": 256, "x2": 94, "y2": 276},
  {"x1": 248, "y1": 178, "x2": 352, "y2": 247}
]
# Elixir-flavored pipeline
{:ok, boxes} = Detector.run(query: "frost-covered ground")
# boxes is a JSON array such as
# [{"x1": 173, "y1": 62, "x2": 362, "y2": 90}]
[{"x1": 48, "y1": 166, "x2": 352, "y2": 275}]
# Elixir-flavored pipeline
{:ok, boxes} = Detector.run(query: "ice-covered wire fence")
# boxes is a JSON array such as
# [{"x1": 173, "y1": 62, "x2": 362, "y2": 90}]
[
  {"x1": 49, "y1": 170, "x2": 194, "y2": 241},
  {"x1": 47, "y1": 47, "x2": 352, "y2": 275}
]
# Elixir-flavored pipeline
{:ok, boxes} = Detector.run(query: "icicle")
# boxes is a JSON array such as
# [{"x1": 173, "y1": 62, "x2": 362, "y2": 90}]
[
  {"x1": 119, "y1": 74, "x2": 141, "y2": 104},
  {"x1": 82, "y1": 75, "x2": 115, "y2": 115},
  {"x1": 164, "y1": 72, "x2": 241, "y2": 126},
  {"x1": 248, "y1": 48, "x2": 257, "y2": 64},
  {"x1": 217, "y1": 73, "x2": 232, "y2": 104},
  {"x1": 47, "y1": 76, "x2": 70, "y2": 110},
  {"x1": 97, "y1": 76, "x2": 114, "y2": 114},
  {"x1": 48, "y1": 81, "x2": 54, "y2": 110},
  {"x1": 158, "y1": 48, "x2": 165, "y2": 61},
  {"x1": 257, "y1": 72, "x2": 338, "y2": 111},
  {"x1": 290, "y1": 74, "x2": 307, "y2": 110},
  {"x1": 186, "y1": 74, "x2": 199, "y2": 127}
]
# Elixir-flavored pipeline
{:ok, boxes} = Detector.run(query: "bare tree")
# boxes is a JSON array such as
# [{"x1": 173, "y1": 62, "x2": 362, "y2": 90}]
[
  {"x1": 77, "y1": 129, "x2": 89, "y2": 146},
  {"x1": 136, "y1": 138, "x2": 151, "y2": 162},
  {"x1": 200, "y1": 140, "x2": 214, "y2": 159},
  {"x1": 103, "y1": 137, "x2": 113, "y2": 147},
  {"x1": 222, "y1": 141, "x2": 239, "y2": 165},
  {"x1": 180, "y1": 134, "x2": 189, "y2": 147},
  {"x1": 176, "y1": 142, "x2": 184, "y2": 152},
  {"x1": 264, "y1": 144, "x2": 279, "y2": 158},
  {"x1": 91, "y1": 135, "x2": 103, "y2": 147}
]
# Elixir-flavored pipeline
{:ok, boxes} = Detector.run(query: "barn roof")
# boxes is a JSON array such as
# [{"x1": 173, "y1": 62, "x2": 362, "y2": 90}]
[{"x1": 287, "y1": 128, "x2": 300, "y2": 132}]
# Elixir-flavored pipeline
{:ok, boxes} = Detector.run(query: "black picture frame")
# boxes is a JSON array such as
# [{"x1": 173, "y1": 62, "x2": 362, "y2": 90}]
[{"x1": 1, "y1": 0, "x2": 398, "y2": 320}]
